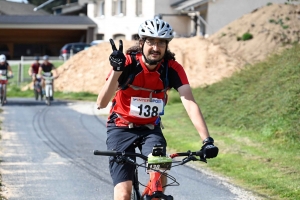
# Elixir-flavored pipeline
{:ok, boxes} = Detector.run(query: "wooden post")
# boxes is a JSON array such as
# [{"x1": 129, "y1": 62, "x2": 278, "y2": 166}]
[{"x1": 18, "y1": 63, "x2": 22, "y2": 86}]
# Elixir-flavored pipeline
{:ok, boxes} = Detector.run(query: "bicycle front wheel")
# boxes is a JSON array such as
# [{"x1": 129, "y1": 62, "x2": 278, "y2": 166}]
[
  {"x1": 131, "y1": 187, "x2": 138, "y2": 200},
  {"x1": 0, "y1": 85, "x2": 5, "y2": 106},
  {"x1": 132, "y1": 168, "x2": 142, "y2": 200}
]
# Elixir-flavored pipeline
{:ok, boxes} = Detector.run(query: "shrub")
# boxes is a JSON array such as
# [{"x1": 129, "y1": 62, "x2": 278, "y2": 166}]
[
  {"x1": 269, "y1": 19, "x2": 276, "y2": 23},
  {"x1": 282, "y1": 25, "x2": 289, "y2": 29},
  {"x1": 241, "y1": 32, "x2": 253, "y2": 41}
]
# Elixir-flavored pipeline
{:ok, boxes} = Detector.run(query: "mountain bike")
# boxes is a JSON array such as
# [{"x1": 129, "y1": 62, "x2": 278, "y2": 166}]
[
  {"x1": 0, "y1": 69, "x2": 13, "y2": 106},
  {"x1": 33, "y1": 73, "x2": 43, "y2": 101},
  {"x1": 42, "y1": 72, "x2": 54, "y2": 106},
  {"x1": 94, "y1": 144, "x2": 207, "y2": 200}
]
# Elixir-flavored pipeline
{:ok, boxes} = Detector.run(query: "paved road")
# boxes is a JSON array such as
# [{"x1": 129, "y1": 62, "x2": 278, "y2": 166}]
[{"x1": 0, "y1": 98, "x2": 256, "y2": 200}]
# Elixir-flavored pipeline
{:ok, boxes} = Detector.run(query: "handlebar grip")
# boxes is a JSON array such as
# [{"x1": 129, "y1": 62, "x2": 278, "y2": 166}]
[
  {"x1": 195, "y1": 151, "x2": 203, "y2": 157},
  {"x1": 93, "y1": 150, "x2": 118, "y2": 156}
]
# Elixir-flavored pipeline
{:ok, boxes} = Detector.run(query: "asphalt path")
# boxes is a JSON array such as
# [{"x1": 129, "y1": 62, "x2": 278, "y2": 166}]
[{"x1": 0, "y1": 98, "x2": 257, "y2": 200}]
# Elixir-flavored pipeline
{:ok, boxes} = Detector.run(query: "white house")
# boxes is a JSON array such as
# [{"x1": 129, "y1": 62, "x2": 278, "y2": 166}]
[
  {"x1": 172, "y1": 0, "x2": 290, "y2": 36},
  {"x1": 79, "y1": 0, "x2": 292, "y2": 41},
  {"x1": 79, "y1": 0, "x2": 191, "y2": 41}
]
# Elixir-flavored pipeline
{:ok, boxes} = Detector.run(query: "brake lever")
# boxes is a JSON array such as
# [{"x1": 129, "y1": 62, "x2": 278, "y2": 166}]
[
  {"x1": 181, "y1": 155, "x2": 200, "y2": 165},
  {"x1": 199, "y1": 156, "x2": 207, "y2": 163}
]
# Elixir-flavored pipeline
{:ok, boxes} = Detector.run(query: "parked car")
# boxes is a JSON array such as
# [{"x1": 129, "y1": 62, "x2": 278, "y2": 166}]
[
  {"x1": 60, "y1": 42, "x2": 91, "y2": 60},
  {"x1": 90, "y1": 40, "x2": 104, "y2": 46}
]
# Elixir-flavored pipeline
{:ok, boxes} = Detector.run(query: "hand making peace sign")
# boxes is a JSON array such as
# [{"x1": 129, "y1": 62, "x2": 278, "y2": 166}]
[{"x1": 109, "y1": 39, "x2": 126, "y2": 71}]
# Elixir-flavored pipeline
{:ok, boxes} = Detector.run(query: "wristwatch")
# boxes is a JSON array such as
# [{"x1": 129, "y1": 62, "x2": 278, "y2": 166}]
[{"x1": 203, "y1": 136, "x2": 214, "y2": 144}]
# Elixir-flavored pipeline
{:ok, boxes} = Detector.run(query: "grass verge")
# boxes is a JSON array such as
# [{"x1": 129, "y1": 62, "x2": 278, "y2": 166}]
[{"x1": 164, "y1": 44, "x2": 300, "y2": 199}]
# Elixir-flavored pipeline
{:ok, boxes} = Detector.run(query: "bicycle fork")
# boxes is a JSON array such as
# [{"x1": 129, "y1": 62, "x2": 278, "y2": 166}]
[{"x1": 142, "y1": 172, "x2": 173, "y2": 200}]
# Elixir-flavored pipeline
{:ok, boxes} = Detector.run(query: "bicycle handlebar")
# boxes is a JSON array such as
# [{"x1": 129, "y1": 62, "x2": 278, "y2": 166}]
[
  {"x1": 169, "y1": 150, "x2": 203, "y2": 158},
  {"x1": 94, "y1": 150, "x2": 148, "y2": 161},
  {"x1": 93, "y1": 150, "x2": 203, "y2": 161}
]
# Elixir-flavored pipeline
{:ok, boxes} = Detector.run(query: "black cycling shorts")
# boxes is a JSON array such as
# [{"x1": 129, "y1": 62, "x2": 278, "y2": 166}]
[{"x1": 106, "y1": 126, "x2": 167, "y2": 186}]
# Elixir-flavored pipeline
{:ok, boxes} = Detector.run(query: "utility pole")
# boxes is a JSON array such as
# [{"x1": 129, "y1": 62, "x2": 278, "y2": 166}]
[{"x1": 33, "y1": 0, "x2": 56, "y2": 11}]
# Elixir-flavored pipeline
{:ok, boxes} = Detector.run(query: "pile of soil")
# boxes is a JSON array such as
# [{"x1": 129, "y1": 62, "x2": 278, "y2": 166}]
[
  {"x1": 53, "y1": 3, "x2": 300, "y2": 94},
  {"x1": 209, "y1": 3, "x2": 300, "y2": 64}
]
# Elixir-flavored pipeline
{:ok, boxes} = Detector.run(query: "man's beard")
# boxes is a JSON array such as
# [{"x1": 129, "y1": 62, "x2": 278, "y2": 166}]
[{"x1": 145, "y1": 51, "x2": 162, "y2": 65}]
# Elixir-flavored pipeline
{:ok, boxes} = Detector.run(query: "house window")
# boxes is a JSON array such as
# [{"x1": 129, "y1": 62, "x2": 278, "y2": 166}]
[
  {"x1": 135, "y1": 0, "x2": 142, "y2": 16},
  {"x1": 112, "y1": 0, "x2": 126, "y2": 16},
  {"x1": 98, "y1": 0, "x2": 105, "y2": 17},
  {"x1": 113, "y1": 34, "x2": 125, "y2": 41},
  {"x1": 96, "y1": 34, "x2": 104, "y2": 40}
]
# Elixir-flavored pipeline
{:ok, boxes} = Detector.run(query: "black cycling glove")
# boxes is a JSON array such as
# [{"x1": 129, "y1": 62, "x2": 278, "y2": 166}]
[
  {"x1": 109, "y1": 39, "x2": 126, "y2": 72},
  {"x1": 201, "y1": 137, "x2": 219, "y2": 159}
]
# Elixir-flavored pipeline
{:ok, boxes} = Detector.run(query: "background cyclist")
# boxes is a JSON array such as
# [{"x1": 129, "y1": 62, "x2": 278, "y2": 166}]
[
  {"x1": 28, "y1": 56, "x2": 41, "y2": 88},
  {"x1": 38, "y1": 55, "x2": 59, "y2": 100},
  {"x1": 0, "y1": 54, "x2": 13, "y2": 103},
  {"x1": 97, "y1": 18, "x2": 219, "y2": 200}
]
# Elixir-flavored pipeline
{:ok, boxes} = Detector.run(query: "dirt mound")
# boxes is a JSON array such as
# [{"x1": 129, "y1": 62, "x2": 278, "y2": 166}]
[
  {"x1": 209, "y1": 3, "x2": 300, "y2": 64},
  {"x1": 53, "y1": 3, "x2": 299, "y2": 94},
  {"x1": 54, "y1": 40, "x2": 133, "y2": 94},
  {"x1": 54, "y1": 38, "x2": 243, "y2": 94}
]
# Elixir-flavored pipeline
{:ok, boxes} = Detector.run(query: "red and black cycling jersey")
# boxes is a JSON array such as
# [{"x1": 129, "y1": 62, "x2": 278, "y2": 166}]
[
  {"x1": 31, "y1": 63, "x2": 40, "y2": 74},
  {"x1": 107, "y1": 52, "x2": 189, "y2": 127},
  {"x1": 41, "y1": 62, "x2": 55, "y2": 73}
]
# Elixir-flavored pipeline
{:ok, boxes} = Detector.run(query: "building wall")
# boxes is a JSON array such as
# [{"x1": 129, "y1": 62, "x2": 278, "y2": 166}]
[
  {"x1": 82, "y1": 0, "x2": 294, "y2": 40},
  {"x1": 157, "y1": 0, "x2": 192, "y2": 37},
  {"x1": 86, "y1": 0, "x2": 192, "y2": 41},
  {"x1": 206, "y1": 0, "x2": 287, "y2": 35},
  {"x1": 87, "y1": 0, "x2": 154, "y2": 41}
]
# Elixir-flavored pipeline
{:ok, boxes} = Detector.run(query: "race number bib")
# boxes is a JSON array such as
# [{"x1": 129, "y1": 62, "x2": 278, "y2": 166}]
[
  {"x1": 0, "y1": 70, "x2": 7, "y2": 80},
  {"x1": 0, "y1": 70, "x2": 7, "y2": 75},
  {"x1": 130, "y1": 97, "x2": 164, "y2": 118}
]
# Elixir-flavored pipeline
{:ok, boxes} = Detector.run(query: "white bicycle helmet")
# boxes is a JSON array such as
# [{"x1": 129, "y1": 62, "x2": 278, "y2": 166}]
[
  {"x1": 138, "y1": 18, "x2": 174, "y2": 42},
  {"x1": 43, "y1": 55, "x2": 49, "y2": 60},
  {"x1": 0, "y1": 54, "x2": 6, "y2": 62}
]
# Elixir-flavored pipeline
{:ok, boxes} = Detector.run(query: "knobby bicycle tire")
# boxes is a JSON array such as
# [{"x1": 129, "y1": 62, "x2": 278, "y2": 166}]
[
  {"x1": 46, "y1": 84, "x2": 52, "y2": 106},
  {"x1": 0, "y1": 95, "x2": 3, "y2": 106},
  {"x1": 34, "y1": 84, "x2": 43, "y2": 101},
  {"x1": 132, "y1": 168, "x2": 142, "y2": 200},
  {"x1": 131, "y1": 187, "x2": 138, "y2": 200},
  {"x1": 0, "y1": 84, "x2": 6, "y2": 106}
]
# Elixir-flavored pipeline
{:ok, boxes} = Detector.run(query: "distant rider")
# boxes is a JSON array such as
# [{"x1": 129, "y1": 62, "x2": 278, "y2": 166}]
[
  {"x1": 28, "y1": 56, "x2": 41, "y2": 88},
  {"x1": 0, "y1": 54, "x2": 13, "y2": 103},
  {"x1": 38, "y1": 55, "x2": 59, "y2": 100}
]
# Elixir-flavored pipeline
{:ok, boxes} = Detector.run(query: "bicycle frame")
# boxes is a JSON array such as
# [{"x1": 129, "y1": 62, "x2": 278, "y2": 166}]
[
  {"x1": 141, "y1": 172, "x2": 166, "y2": 199},
  {"x1": 94, "y1": 149, "x2": 206, "y2": 200}
]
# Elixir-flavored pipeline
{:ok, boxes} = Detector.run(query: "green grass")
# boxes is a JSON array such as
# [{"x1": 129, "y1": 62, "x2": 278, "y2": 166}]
[
  {"x1": 2, "y1": 45, "x2": 300, "y2": 199},
  {"x1": 163, "y1": 44, "x2": 300, "y2": 199}
]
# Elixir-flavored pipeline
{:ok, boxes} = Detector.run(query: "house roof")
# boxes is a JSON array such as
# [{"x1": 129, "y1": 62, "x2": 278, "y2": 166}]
[
  {"x1": 0, "y1": 15, "x2": 97, "y2": 29},
  {"x1": 0, "y1": 0, "x2": 49, "y2": 15},
  {"x1": 173, "y1": 0, "x2": 208, "y2": 11}
]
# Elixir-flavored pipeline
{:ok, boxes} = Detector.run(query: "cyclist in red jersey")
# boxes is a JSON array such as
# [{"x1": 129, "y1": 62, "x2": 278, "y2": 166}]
[
  {"x1": 28, "y1": 56, "x2": 41, "y2": 88},
  {"x1": 0, "y1": 54, "x2": 13, "y2": 103},
  {"x1": 97, "y1": 18, "x2": 218, "y2": 200}
]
